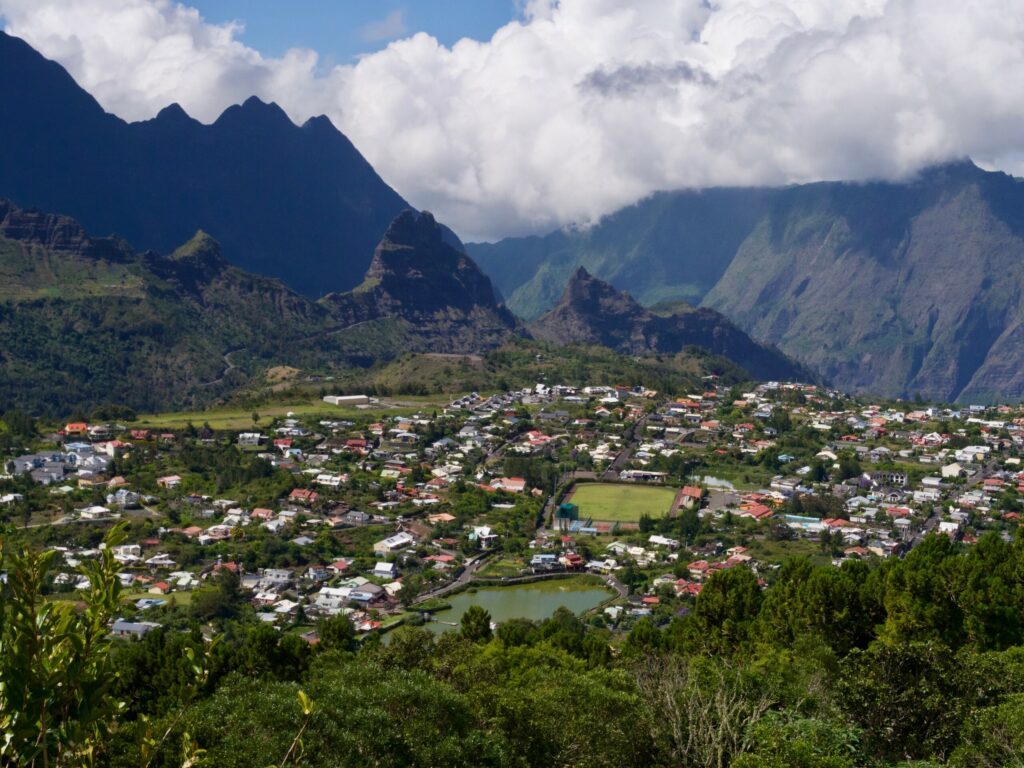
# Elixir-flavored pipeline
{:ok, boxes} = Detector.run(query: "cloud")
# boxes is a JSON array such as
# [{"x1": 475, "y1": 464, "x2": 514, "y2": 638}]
[
  {"x1": 3, "y1": 0, "x2": 1024, "y2": 241},
  {"x1": 360, "y1": 10, "x2": 406, "y2": 42},
  {"x1": 581, "y1": 62, "x2": 714, "y2": 96}
]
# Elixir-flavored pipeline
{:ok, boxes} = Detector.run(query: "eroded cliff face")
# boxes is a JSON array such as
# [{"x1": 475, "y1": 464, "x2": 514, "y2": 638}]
[
  {"x1": 322, "y1": 210, "x2": 525, "y2": 353},
  {"x1": 532, "y1": 267, "x2": 806, "y2": 382}
]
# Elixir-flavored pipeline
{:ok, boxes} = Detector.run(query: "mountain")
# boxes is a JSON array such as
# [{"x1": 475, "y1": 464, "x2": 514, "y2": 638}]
[
  {"x1": 703, "y1": 162, "x2": 1024, "y2": 403},
  {"x1": 471, "y1": 161, "x2": 1024, "y2": 403},
  {"x1": 531, "y1": 268, "x2": 805, "y2": 382},
  {"x1": 469, "y1": 187, "x2": 773, "y2": 320},
  {"x1": 0, "y1": 203, "x2": 518, "y2": 415},
  {"x1": 322, "y1": 210, "x2": 524, "y2": 352},
  {"x1": 0, "y1": 31, "x2": 408, "y2": 298}
]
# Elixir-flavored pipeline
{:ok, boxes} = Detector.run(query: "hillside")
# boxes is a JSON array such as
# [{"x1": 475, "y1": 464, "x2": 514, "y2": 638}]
[
  {"x1": 0, "y1": 31, "x2": 408, "y2": 298},
  {"x1": 531, "y1": 268, "x2": 805, "y2": 382},
  {"x1": 471, "y1": 161, "x2": 1024, "y2": 402},
  {"x1": 0, "y1": 204, "x2": 513, "y2": 415}
]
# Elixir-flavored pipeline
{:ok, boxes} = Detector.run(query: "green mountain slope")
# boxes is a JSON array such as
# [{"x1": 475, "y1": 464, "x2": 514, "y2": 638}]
[{"x1": 0, "y1": 204, "x2": 517, "y2": 415}]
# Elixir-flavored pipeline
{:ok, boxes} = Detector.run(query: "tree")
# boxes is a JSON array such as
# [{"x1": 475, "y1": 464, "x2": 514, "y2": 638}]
[
  {"x1": 460, "y1": 605, "x2": 493, "y2": 643},
  {"x1": 0, "y1": 525, "x2": 126, "y2": 765},
  {"x1": 633, "y1": 655, "x2": 775, "y2": 768},
  {"x1": 731, "y1": 713, "x2": 861, "y2": 768},
  {"x1": 317, "y1": 616, "x2": 357, "y2": 653}
]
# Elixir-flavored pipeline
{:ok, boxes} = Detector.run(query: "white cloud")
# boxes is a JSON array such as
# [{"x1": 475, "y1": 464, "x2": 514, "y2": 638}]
[
  {"x1": 3, "y1": 0, "x2": 1024, "y2": 240},
  {"x1": 360, "y1": 10, "x2": 406, "y2": 43}
]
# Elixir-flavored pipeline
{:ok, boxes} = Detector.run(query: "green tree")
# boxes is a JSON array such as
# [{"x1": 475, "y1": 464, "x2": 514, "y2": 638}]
[
  {"x1": 0, "y1": 525, "x2": 126, "y2": 765},
  {"x1": 316, "y1": 616, "x2": 358, "y2": 653},
  {"x1": 460, "y1": 605, "x2": 493, "y2": 643}
]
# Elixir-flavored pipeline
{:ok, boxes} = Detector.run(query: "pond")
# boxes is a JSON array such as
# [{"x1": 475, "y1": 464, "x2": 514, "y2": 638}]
[{"x1": 423, "y1": 579, "x2": 614, "y2": 634}]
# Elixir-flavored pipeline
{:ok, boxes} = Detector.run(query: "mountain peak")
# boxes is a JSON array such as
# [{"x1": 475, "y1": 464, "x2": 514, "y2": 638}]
[
  {"x1": 533, "y1": 269, "x2": 805, "y2": 381},
  {"x1": 571, "y1": 265, "x2": 593, "y2": 281},
  {"x1": 323, "y1": 210, "x2": 523, "y2": 352},
  {"x1": 153, "y1": 102, "x2": 197, "y2": 126},
  {"x1": 213, "y1": 96, "x2": 294, "y2": 130},
  {"x1": 0, "y1": 34, "x2": 411, "y2": 298}
]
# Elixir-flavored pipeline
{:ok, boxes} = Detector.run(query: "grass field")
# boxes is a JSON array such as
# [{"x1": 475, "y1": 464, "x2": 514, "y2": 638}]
[
  {"x1": 137, "y1": 394, "x2": 455, "y2": 430},
  {"x1": 567, "y1": 483, "x2": 678, "y2": 522}
]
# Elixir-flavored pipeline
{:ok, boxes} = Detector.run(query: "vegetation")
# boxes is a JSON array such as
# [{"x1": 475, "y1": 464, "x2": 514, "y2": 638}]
[
  {"x1": 4, "y1": 524, "x2": 1024, "y2": 766},
  {"x1": 568, "y1": 483, "x2": 678, "y2": 522}
]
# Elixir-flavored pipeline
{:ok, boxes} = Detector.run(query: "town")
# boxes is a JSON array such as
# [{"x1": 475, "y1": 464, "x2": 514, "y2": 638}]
[{"x1": 2, "y1": 376, "x2": 1020, "y2": 645}]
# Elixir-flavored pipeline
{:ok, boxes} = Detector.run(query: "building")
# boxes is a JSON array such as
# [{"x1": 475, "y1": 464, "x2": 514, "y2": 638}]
[
  {"x1": 110, "y1": 619, "x2": 161, "y2": 640},
  {"x1": 323, "y1": 395, "x2": 370, "y2": 406},
  {"x1": 373, "y1": 532, "x2": 415, "y2": 555}
]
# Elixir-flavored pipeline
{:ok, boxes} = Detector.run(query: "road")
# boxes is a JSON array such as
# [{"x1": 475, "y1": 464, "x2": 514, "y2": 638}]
[
  {"x1": 601, "y1": 414, "x2": 650, "y2": 480},
  {"x1": 412, "y1": 552, "x2": 493, "y2": 604}
]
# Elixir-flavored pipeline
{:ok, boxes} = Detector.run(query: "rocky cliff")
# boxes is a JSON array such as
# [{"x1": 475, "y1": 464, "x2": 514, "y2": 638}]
[
  {"x1": 531, "y1": 268, "x2": 805, "y2": 382},
  {"x1": 322, "y1": 210, "x2": 524, "y2": 353}
]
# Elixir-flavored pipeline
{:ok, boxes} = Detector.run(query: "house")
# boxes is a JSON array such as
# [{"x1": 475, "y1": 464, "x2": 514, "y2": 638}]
[
  {"x1": 373, "y1": 532, "x2": 415, "y2": 555},
  {"x1": 680, "y1": 486, "x2": 703, "y2": 508},
  {"x1": 288, "y1": 488, "x2": 320, "y2": 505},
  {"x1": 373, "y1": 561, "x2": 397, "y2": 578},
  {"x1": 942, "y1": 463, "x2": 965, "y2": 479},
  {"x1": 648, "y1": 534, "x2": 680, "y2": 549},
  {"x1": 491, "y1": 477, "x2": 527, "y2": 493},
  {"x1": 238, "y1": 432, "x2": 264, "y2": 447},
  {"x1": 349, "y1": 583, "x2": 386, "y2": 603},
  {"x1": 470, "y1": 525, "x2": 499, "y2": 548},
  {"x1": 111, "y1": 619, "x2": 161, "y2": 640},
  {"x1": 688, "y1": 560, "x2": 712, "y2": 580},
  {"x1": 156, "y1": 475, "x2": 182, "y2": 489}
]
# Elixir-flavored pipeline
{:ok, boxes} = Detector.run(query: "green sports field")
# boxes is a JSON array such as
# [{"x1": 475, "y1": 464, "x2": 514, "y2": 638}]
[{"x1": 567, "y1": 483, "x2": 678, "y2": 522}]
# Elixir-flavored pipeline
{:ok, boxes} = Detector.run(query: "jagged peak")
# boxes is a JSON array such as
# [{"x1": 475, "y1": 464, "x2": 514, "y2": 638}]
[
  {"x1": 171, "y1": 230, "x2": 226, "y2": 267},
  {"x1": 570, "y1": 265, "x2": 593, "y2": 281},
  {"x1": 213, "y1": 96, "x2": 294, "y2": 129},
  {"x1": 375, "y1": 209, "x2": 445, "y2": 255},
  {"x1": 152, "y1": 102, "x2": 198, "y2": 126}
]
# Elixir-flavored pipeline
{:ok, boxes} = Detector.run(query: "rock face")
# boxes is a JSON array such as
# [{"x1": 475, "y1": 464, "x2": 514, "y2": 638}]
[
  {"x1": 323, "y1": 210, "x2": 524, "y2": 352},
  {"x1": 0, "y1": 31, "x2": 409, "y2": 297},
  {"x1": 473, "y1": 161, "x2": 1024, "y2": 402},
  {"x1": 531, "y1": 267, "x2": 805, "y2": 382},
  {"x1": 702, "y1": 162, "x2": 1024, "y2": 403}
]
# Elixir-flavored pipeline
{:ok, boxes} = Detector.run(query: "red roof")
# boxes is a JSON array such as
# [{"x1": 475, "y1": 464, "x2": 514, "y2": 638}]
[{"x1": 681, "y1": 486, "x2": 702, "y2": 499}]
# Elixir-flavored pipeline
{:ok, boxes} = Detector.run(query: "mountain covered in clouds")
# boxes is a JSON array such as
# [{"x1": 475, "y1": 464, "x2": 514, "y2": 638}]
[
  {"x1": 472, "y1": 161, "x2": 1024, "y2": 403},
  {"x1": 531, "y1": 267, "x2": 805, "y2": 383},
  {"x1": 0, "y1": 30, "x2": 409, "y2": 298}
]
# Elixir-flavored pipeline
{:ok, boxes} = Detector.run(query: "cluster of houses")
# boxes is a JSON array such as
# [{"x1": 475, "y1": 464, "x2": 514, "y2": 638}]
[{"x1": 7, "y1": 373, "x2": 1024, "y2": 642}]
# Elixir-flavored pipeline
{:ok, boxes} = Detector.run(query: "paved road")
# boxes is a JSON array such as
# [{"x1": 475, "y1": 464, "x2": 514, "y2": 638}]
[
  {"x1": 601, "y1": 414, "x2": 650, "y2": 480},
  {"x1": 412, "y1": 552, "x2": 493, "y2": 604}
]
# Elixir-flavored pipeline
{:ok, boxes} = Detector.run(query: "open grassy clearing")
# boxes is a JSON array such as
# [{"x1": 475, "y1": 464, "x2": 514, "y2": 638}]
[
  {"x1": 567, "y1": 483, "x2": 678, "y2": 522},
  {"x1": 136, "y1": 394, "x2": 456, "y2": 430}
]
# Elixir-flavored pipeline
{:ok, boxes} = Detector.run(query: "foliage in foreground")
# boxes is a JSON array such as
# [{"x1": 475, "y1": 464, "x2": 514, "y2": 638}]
[{"x1": 5, "y1": 531, "x2": 1024, "y2": 766}]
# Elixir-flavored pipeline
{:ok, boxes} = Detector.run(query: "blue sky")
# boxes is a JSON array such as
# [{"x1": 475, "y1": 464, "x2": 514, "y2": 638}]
[{"x1": 189, "y1": 1, "x2": 520, "y2": 63}]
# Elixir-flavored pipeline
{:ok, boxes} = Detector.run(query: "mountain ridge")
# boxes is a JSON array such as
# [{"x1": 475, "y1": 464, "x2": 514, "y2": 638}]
[{"x1": 0, "y1": 30, "x2": 409, "y2": 298}]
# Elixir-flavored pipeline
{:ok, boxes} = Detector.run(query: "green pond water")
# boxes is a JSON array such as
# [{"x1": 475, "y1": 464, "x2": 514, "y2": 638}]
[{"x1": 424, "y1": 580, "x2": 614, "y2": 634}]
